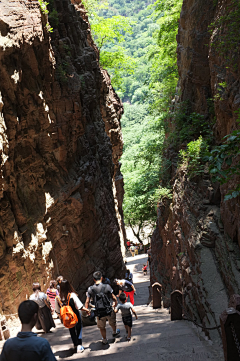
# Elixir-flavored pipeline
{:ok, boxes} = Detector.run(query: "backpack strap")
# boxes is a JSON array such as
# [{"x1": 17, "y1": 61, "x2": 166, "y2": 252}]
[
  {"x1": 56, "y1": 296, "x2": 63, "y2": 308},
  {"x1": 67, "y1": 293, "x2": 71, "y2": 306}
]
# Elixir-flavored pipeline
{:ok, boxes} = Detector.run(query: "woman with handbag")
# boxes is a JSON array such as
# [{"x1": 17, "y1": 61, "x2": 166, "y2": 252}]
[
  {"x1": 29, "y1": 282, "x2": 55, "y2": 333},
  {"x1": 55, "y1": 279, "x2": 90, "y2": 353}
]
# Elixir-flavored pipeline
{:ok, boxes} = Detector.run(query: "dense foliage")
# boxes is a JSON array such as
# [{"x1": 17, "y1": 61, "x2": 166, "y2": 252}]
[{"x1": 83, "y1": 0, "x2": 181, "y2": 241}]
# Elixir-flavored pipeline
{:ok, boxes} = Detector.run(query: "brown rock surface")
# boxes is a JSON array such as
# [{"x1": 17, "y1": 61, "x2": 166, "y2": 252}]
[
  {"x1": 151, "y1": 0, "x2": 240, "y2": 340},
  {"x1": 0, "y1": 0, "x2": 125, "y2": 314}
]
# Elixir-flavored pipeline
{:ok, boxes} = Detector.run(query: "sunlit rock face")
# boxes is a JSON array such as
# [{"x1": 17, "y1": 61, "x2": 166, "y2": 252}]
[
  {"x1": 0, "y1": 0, "x2": 125, "y2": 313},
  {"x1": 151, "y1": 0, "x2": 240, "y2": 340}
]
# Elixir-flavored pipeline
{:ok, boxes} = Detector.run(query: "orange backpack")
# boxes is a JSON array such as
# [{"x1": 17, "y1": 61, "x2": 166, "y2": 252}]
[{"x1": 57, "y1": 293, "x2": 78, "y2": 329}]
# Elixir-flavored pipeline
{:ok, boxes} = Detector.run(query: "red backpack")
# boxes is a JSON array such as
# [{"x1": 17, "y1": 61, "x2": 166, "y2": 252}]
[{"x1": 56, "y1": 293, "x2": 78, "y2": 329}]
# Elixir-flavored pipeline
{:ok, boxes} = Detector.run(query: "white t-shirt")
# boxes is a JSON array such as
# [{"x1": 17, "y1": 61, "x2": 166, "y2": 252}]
[
  {"x1": 55, "y1": 293, "x2": 83, "y2": 314},
  {"x1": 29, "y1": 292, "x2": 47, "y2": 308}
]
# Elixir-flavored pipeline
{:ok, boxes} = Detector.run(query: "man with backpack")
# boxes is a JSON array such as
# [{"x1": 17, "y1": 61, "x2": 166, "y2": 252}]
[{"x1": 85, "y1": 271, "x2": 120, "y2": 344}]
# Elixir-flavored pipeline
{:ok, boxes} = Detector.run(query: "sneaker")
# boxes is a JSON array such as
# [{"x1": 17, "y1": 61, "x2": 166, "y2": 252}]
[
  {"x1": 77, "y1": 345, "x2": 84, "y2": 353},
  {"x1": 112, "y1": 328, "x2": 120, "y2": 337},
  {"x1": 102, "y1": 338, "x2": 108, "y2": 345},
  {"x1": 127, "y1": 337, "x2": 131, "y2": 342}
]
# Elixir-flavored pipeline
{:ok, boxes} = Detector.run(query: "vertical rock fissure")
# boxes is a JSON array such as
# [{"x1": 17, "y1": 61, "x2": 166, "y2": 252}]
[{"x1": 0, "y1": 0, "x2": 125, "y2": 314}]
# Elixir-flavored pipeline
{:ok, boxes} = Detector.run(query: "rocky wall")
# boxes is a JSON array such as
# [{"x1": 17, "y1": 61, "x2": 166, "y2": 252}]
[
  {"x1": 151, "y1": 0, "x2": 240, "y2": 340},
  {"x1": 0, "y1": 0, "x2": 125, "y2": 314}
]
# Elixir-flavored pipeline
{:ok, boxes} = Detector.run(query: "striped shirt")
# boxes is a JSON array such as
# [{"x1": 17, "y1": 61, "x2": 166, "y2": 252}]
[{"x1": 47, "y1": 288, "x2": 59, "y2": 309}]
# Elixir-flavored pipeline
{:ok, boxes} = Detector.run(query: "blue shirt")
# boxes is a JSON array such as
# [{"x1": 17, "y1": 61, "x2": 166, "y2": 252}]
[{"x1": 0, "y1": 331, "x2": 56, "y2": 361}]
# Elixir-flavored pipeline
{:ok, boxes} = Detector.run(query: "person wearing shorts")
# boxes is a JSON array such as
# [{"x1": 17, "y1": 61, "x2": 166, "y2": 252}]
[
  {"x1": 85, "y1": 271, "x2": 120, "y2": 345},
  {"x1": 114, "y1": 293, "x2": 137, "y2": 341}
]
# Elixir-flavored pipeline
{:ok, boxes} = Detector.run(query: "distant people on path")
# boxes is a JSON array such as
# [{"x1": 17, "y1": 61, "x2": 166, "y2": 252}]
[
  {"x1": 139, "y1": 243, "x2": 143, "y2": 253},
  {"x1": 114, "y1": 292, "x2": 138, "y2": 342},
  {"x1": 147, "y1": 247, "x2": 152, "y2": 267},
  {"x1": 115, "y1": 279, "x2": 136, "y2": 305},
  {"x1": 55, "y1": 279, "x2": 90, "y2": 353},
  {"x1": 85, "y1": 271, "x2": 120, "y2": 345},
  {"x1": 130, "y1": 244, "x2": 135, "y2": 257},
  {"x1": 0, "y1": 300, "x2": 56, "y2": 361},
  {"x1": 126, "y1": 240, "x2": 130, "y2": 250},
  {"x1": 125, "y1": 269, "x2": 133, "y2": 284},
  {"x1": 134, "y1": 245, "x2": 139, "y2": 256},
  {"x1": 102, "y1": 275, "x2": 111, "y2": 285},
  {"x1": 56, "y1": 275, "x2": 63, "y2": 292},
  {"x1": 47, "y1": 280, "x2": 59, "y2": 313},
  {"x1": 29, "y1": 282, "x2": 55, "y2": 333},
  {"x1": 142, "y1": 264, "x2": 147, "y2": 275}
]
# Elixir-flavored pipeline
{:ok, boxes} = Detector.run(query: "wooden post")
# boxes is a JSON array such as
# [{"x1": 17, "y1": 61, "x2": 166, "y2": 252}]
[
  {"x1": 171, "y1": 290, "x2": 183, "y2": 321},
  {"x1": 152, "y1": 282, "x2": 162, "y2": 309},
  {"x1": 220, "y1": 307, "x2": 240, "y2": 361}
]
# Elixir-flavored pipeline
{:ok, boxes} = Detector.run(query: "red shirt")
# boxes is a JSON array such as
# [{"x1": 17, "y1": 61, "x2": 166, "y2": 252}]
[{"x1": 127, "y1": 241, "x2": 130, "y2": 247}]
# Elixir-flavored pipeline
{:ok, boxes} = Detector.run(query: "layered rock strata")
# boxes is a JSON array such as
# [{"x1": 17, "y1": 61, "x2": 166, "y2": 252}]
[
  {"x1": 0, "y1": 0, "x2": 125, "y2": 314},
  {"x1": 151, "y1": 0, "x2": 240, "y2": 340}
]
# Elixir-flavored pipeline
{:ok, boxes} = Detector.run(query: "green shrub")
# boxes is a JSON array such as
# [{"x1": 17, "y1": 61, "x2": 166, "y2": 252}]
[
  {"x1": 179, "y1": 136, "x2": 208, "y2": 177},
  {"x1": 207, "y1": 128, "x2": 240, "y2": 200},
  {"x1": 169, "y1": 103, "x2": 213, "y2": 145}
]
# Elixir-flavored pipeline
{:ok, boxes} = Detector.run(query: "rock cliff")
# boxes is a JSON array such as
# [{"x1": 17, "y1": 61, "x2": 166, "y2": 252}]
[
  {"x1": 0, "y1": 0, "x2": 125, "y2": 313},
  {"x1": 151, "y1": 0, "x2": 240, "y2": 340}
]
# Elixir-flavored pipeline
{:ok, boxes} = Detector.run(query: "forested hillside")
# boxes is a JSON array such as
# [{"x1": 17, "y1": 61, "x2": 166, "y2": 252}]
[
  {"x1": 82, "y1": 0, "x2": 240, "y2": 244},
  {"x1": 94, "y1": 0, "x2": 182, "y2": 241}
]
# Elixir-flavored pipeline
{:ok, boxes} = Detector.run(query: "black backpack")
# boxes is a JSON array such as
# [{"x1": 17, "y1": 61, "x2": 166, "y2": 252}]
[{"x1": 94, "y1": 284, "x2": 113, "y2": 319}]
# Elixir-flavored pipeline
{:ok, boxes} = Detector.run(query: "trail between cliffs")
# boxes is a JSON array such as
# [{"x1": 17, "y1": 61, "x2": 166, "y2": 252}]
[{"x1": 41, "y1": 255, "x2": 224, "y2": 360}]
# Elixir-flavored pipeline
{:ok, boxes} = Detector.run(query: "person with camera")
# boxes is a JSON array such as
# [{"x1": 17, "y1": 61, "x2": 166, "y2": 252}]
[{"x1": 85, "y1": 271, "x2": 120, "y2": 345}]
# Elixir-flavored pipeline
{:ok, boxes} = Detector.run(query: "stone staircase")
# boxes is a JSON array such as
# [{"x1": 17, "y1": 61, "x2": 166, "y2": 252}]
[{"x1": 41, "y1": 254, "x2": 224, "y2": 360}]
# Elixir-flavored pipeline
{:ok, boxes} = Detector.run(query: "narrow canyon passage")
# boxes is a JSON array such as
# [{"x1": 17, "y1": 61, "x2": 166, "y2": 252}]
[{"x1": 39, "y1": 255, "x2": 224, "y2": 360}]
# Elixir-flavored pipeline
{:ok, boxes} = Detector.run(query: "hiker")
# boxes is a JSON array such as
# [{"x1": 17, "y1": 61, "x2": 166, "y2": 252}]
[
  {"x1": 56, "y1": 275, "x2": 63, "y2": 292},
  {"x1": 85, "y1": 271, "x2": 120, "y2": 345},
  {"x1": 142, "y1": 264, "x2": 147, "y2": 275},
  {"x1": 139, "y1": 243, "x2": 143, "y2": 253},
  {"x1": 125, "y1": 269, "x2": 133, "y2": 284},
  {"x1": 130, "y1": 244, "x2": 135, "y2": 257},
  {"x1": 102, "y1": 275, "x2": 111, "y2": 285},
  {"x1": 29, "y1": 282, "x2": 55, "y2": 333},
  {"x1": 126, "y1": 240, "x2": 130, "y2": 250},
  {"x1": 114, "y1": 292, "x2": 138, "y2": 342},
  {"x1": 55, "y1": 279, "x2": 90, "y2": 353},
  {"x1": 115, "y1": 279, "x2": 136, "y2": 305},
  {"x1": 147, "y1": 247, "x2": 152, "y2": 267},
  {"x1": 134, "y1": 244, "x2": 139, "y2": 256},
  {"x1": 47, "y1": 280, "x2": 59, "y2": 313},
  {"x1": 0, "y1": 300, "x2": 56, "y2": 361}
]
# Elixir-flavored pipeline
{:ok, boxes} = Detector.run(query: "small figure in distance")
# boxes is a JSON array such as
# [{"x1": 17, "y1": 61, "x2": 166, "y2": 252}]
[
  {"x1": 102, "y1": 275, "x2": 111, "y2": 285},
  {"x1": 134, "y1": 244, "x2": 139, "y2": 256},
  {"x1": 47, "y1": 280, "x2": 59, "y2": 314},
  {"x1": 85, "y1": 271, "x2": 120, "y2": 345},
  {"x1": 114, "y1": 292, "x2": 138, "y2": 342},
  {"x1": 147, "y1": 246, "x2": 152, "y2": 266},
  {"x1": 29, "y1": 282, "x2": 55, "y2": 333},
  {"x1": 56, "y1": 275, "x2": 63, "y2": 292},
  {"x1": 0, "y1": 300, "x2": 56, "y2": 361},
  {"x1": 125, "y1": 269, "x2": 133, "y2": 284},
  {"x1": 142, "y1": 264, "x2": 147, "y2": 275},
  {"x1": 130, "y1": 244, "x2": 135, "y2": 257},
  {"x1": 55, "y1": 279, "x2": 90, "y2": 353}
]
